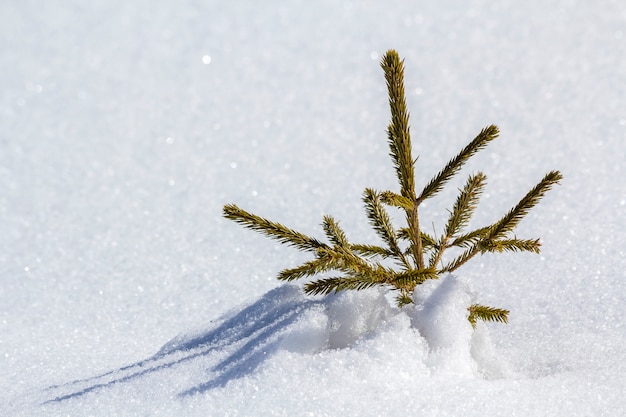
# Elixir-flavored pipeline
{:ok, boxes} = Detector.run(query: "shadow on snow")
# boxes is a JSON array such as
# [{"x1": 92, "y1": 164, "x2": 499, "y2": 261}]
[{"x1": 43, "y1": 285, "x2": 319, "y2": 403}]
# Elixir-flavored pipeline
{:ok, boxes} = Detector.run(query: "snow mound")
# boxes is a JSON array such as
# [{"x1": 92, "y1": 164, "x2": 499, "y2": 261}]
[
  {"x1": 42, "y1": 275, "x2": 508, "y2": 404},
  {"x1": 411, "y1": 275, "x2": 511, "y2": 379}
]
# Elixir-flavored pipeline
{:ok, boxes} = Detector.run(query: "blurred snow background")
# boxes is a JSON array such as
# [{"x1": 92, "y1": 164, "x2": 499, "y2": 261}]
[{"x1": 1, "y1": 0, "x2": 624, "y2": 415}]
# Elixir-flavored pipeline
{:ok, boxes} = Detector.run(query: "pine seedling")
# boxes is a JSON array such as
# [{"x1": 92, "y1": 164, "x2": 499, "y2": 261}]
[{"x1": 223, "y1": 49, "x2": 562, "y2": 327}]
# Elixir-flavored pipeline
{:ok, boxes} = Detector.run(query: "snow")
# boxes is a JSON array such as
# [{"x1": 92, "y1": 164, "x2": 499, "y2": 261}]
[{"x1": 1, "y1": 0, "x2": 625, "y2": 415}]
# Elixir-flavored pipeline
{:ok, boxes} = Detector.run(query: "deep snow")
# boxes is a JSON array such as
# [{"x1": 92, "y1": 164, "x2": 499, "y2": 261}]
[{"x1": 1, "y1": 0, "x2": 625, "y2": 416}]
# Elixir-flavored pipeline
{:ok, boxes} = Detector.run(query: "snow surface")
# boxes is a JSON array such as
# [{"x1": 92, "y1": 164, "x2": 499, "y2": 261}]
[{"x1": 1, "y1": 0, "x2": 625, "y2": 415}]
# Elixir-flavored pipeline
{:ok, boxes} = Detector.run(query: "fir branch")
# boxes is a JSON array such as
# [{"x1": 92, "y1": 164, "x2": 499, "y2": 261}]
[
  {"x1": 322, "y1": 215, "x2": 349, "y2": 248},
  {"x1": 278, "y1": 258, "x2": 336, "y2": 281},
  {"x1": 449, "y1": 226, "x2": 490, "y2": 249},
  {"x1": 421, "y1": 232, "x2": 438, "y2": 249},
  {"x1": 487, "y1": 170, "x2": 563, "y2": 241},
  {"x1": 303, "y1": 276, "x2": 381, "y2": 296},
  {"x1": 398, "y1": 229, "x2": 437, "y2": 250},
  {"x1": 430, "y1": 172, "x2": 486, "y2": 269},
  {"x1": 407, "y1": 205, "x2": 425, "y2": 269},
  {"x1": 280, "y1": 245, "x2": 383, "y2": 286},
  {"x1": 445, "y1": 172, "x2": 487, "y2": 238},
  {"x1": 440, "y1": 246, "x2": 477, "y2": 273},
  {"x1": 315, "y1": 246, "x2": 372, "y2": 275},
  {"x1": 441, "y1": 237, "x2": 541, "y2": 273},
  {"x1": 363, "y1": 188, "x2": 409, "y2": 267},
  {"x1": 380, "y1": 191, "x2": 414, "y2": 211},
  {"x1": 223, "y1": 204, "x2": 326, "y2": 252},
  {"x1": 479, "y1": 238, "x2": 541, "y2": 254},
  {"x1": 381, "y1": 50, "x2": 415, "y2": 200},
  {"x1": 395, "y1": 290, "x2": 414, "y2": 307},
  {"x1": 380, "y1": 50, "x2": 424, "y2": 269},
  {"x1": 397, "y1": 228, "x2": 411, "y2": 241},
  {"x1": 351, "y1": 244, "x2": 396, "y2": 259},
  {"x1": 467, "y1": 304, "x2": 509, "y2": 328},
  {"x1": 443, "y1": 171, "x2": 561, "y2": 272},
  {"x1": 392, "y1": 268, "x2": 439, "y2": 290},
  {"x1": 418, "y1": 125, "x2": 499, "y2": 203}
]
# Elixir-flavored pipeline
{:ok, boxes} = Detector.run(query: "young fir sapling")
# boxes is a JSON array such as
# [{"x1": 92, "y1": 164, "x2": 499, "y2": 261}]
[{"x1": 223, "y1": 49, "x2": 562, "y2": 328}]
